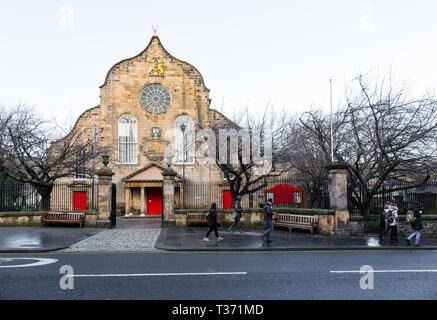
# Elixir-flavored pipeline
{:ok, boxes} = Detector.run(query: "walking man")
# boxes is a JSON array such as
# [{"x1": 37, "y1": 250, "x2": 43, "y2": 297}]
[
  {"x1": 204, "y1": 203, "x2": 224, "y2": 242},
  {"x1": 406, "y1": 201, "x2": 423, "y2": 247},
  {"x1": 227, "y1": 195, "x2": 243, "y2": 233},
  {"x1": 261, "y1": 198, "x2": 274, "y2": 243}
]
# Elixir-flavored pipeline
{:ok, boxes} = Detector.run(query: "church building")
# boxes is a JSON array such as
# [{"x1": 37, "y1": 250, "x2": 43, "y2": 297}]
[{"x1": 68, "y1": 32, "x2": 232, "y2": 215}]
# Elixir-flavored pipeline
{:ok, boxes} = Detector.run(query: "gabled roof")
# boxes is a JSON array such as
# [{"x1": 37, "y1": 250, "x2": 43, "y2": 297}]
[
  {"x1": 121, "y1": 162, "x2": 182, "y2": 182},
  {"x1": 100, "y1": 35, "x2": 209, "y2": 91}
]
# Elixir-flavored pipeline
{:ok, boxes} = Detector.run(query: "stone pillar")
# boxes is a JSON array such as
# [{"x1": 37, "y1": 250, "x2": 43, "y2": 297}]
[
  {"x1": 327, "y1": 162, "x2": 350, "y2": 236},
  {"x1": 96, "y1": 155, "x2": 114, "y2": 228},
  {"x1": 161, "y1": 165, "x2": 177, "y2": 226},
  {"x1": 125, "y1": 187, "x2": 131, "y2": 216},
  {"x1": 140, "y1": 187, "x2": 146, "y2": 216}
]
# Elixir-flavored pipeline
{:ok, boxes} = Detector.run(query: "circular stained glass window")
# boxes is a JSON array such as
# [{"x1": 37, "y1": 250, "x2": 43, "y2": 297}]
[{"x1": 140, "y1": 84, "x2": 172, "y2": 114}]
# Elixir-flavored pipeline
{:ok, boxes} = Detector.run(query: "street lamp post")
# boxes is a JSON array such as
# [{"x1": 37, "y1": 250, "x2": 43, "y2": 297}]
[
  {"x1": 162, "y1": 153, "x2": 173, "y2": 228},
  {"x1": 180, "y1": 123, "x2": 186, "y2": 209},
  {"x1": 91, "y1": 125, "x2": 98, "y2": 210},
  {"x1": 180, "y1": 123, "x2": 186, "y2": 182}
]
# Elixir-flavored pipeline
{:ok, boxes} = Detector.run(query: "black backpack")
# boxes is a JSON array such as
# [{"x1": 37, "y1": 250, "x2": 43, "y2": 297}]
[{"x1": 384, "y1": 209, "x2": 393, "y2": 222}]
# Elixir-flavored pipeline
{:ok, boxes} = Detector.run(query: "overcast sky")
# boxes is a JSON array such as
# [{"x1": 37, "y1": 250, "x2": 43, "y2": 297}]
[{"x1": 1, "y1": 0, "x2": 437, "y2": 125}]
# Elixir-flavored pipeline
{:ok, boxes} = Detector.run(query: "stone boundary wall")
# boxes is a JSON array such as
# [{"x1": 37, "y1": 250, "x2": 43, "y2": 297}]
[
  {"x1": 0, "y1": 211, "x2": 98, "y2": 227},
  {"x1": 175, "y1": 208, "x2": 337, "y2": 235},
  {"x1": 396, "y1": 215, "x2": 437, "y2": 238}
]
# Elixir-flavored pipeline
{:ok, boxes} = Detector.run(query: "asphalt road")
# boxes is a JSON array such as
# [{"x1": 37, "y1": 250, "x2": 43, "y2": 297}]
[{"x1": 1, "y1": 250, "x2": 437, "y2": 300}]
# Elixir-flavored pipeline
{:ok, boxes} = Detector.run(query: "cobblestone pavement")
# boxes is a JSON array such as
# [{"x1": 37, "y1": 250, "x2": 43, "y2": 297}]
[{"x1": 59, "y1": 217, "x2": 162, "y2": 252}]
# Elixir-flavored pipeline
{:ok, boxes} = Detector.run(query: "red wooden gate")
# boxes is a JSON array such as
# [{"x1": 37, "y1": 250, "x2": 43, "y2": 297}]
[{"x1": 73, "y1": 191, "x2": 87, "y2": 211}]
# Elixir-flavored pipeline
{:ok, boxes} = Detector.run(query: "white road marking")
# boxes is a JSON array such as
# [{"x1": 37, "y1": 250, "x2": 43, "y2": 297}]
[
  {"x1": 0, "y1": 258, "x2": 58, "y2": 268},
  {"x1": 68, "y1": 272, "x2": 248, "y2": 278},
  {"x1": 331, "y1": 269, "x2": 437, "y2": 273}
]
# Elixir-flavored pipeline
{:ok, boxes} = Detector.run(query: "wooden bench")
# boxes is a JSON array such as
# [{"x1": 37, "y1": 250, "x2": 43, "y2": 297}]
[
  {"x1": 41, "y1": 212, "x2": 85, "y2": 228},
  {"x1": 186, "y1": 212, "x2": 223, "y2": 228},
  {"x1": 273, "y1": 213, "x2": 318, "y2": 235}
]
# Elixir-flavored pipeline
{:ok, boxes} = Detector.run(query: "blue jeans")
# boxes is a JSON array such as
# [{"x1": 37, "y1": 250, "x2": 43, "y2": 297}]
[
  {"x1": 407, "y1": 230, "x2": 421, "y2": 245},
  {"x1": 263, "y1": 219, "x2": 273, "y2": 240}
]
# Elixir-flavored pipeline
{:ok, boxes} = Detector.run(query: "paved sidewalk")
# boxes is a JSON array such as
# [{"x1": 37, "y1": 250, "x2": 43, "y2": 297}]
[
  {"x1": 156, "y1": 227, "x2": 437, "y2": 251},
  {"x1": 0, "y1": 227, "x2": 102, "y2": 253},
  {"x1": 59, "y1": 217, "x2": 162, "y2": 252}
]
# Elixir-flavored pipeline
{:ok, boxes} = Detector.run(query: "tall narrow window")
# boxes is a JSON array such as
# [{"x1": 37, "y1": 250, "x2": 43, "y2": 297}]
[
  {"x1": 118, "y1": 114, "x2": 137, "y2": 164},
  {"x1": 75, "y1": 148, "x2": 86, "y2": 179},
  {"x1": 174, "y1": 115, "x2": 194, "y2": 164}
]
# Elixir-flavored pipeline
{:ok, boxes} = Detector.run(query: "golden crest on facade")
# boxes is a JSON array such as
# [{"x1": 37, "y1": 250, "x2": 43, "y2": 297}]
[{"x1": 148, "y1": 57, "x2": 164, "y2": 77}]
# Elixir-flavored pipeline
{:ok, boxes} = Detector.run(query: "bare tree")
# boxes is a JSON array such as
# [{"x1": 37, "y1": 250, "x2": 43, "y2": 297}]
[
  {"x1": 0, "y1": 105, "x2": 109, "y2": 210},
  {"x1": 283, "y1": 114, "x2": 331, "y2": 207},
  {"x1": 299, "y1": 74, "x2": 437, "y2": 216},
  {"x1": 198, "y1": 106, "x2": 292, "y2": 206}
]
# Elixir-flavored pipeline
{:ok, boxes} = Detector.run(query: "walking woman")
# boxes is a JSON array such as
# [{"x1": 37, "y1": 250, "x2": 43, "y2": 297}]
[{"x1": 204, "y1": 203, "x2": 224, "y2": 242}]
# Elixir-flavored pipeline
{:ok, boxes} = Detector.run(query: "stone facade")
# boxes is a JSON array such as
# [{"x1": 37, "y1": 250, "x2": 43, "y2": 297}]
[{"x1": 66, "y1": 35, "x2": 228, "y2": 214}]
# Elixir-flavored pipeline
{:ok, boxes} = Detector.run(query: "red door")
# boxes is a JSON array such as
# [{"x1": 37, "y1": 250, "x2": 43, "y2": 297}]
[
  {"x1": 223, "y1": 190, "x2": 232, "y2": 209},
  {"x1": 147, "y1": 188, "x2": 162, "y2": 215},
  {"x1": 73, "y1": 191, "x2": 87, "y2": 211}
]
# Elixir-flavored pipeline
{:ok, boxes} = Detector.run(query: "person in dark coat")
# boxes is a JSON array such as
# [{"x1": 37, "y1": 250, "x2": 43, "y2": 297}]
[
  {"x1": 261, "y1": 199, "x2": 275, "y2": 242},
  {"x1": 204, "y1": 203, "x2": 224, "y2": 242},
  {"x1": 227, "y1": 195, "x2": 243, "y2": 233},
  {"x1": 406, "y1": 201, "x2": 423, "y2": 247}
]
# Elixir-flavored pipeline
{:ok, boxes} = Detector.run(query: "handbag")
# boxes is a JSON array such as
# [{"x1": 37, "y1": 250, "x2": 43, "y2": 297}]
[{"x1": 230, "y1": 211, "x2": 238, "y2": 219}]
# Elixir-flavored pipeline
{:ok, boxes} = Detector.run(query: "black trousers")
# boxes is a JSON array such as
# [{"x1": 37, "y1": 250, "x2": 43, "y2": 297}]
[
  {"x1": 228, "y1": 214, "x2": 242, "y2": 230},
  {"x1": 390, "y1": 225, "x2": 398, "y2": 240},
  {"x1": 206, "y1": 226, "x2": 219, "y2": 238},
  {"x1": 381, "y1": 225, "x2": 398, "y2": 240}
]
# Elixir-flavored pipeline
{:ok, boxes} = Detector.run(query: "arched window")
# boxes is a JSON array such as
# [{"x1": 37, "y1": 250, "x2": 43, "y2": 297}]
[
  {"x1": 174, "y1": 115, "x2": 195, "y2": 164},
  {"x1": 118, "y1": 114, "x2": 137, "y2": 164}
]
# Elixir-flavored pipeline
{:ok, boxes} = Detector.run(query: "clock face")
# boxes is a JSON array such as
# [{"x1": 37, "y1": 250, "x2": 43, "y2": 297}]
[{"x1": 140, "y1": 84, "x2": 171, "y2": 114}]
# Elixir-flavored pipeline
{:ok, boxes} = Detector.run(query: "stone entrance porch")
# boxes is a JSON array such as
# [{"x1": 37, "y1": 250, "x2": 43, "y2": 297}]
[{"x1": 121, "y1": 163, "x2": 182, "y2": 216}]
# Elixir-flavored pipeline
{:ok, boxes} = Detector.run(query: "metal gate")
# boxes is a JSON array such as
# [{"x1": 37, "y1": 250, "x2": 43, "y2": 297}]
[{"x1": 110, "y1": 183, "x2": 116, "y2": 228}]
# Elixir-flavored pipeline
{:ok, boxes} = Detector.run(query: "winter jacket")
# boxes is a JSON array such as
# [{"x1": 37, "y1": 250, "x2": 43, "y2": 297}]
[
  {"x1": 411, "y1": 208, "x2": 423, "y2": 230},
  {"x1": 263, "y1": 202, "x2": 274, "y2": 222},
  {"x1": 207, "y1": 206, "x2": 218, "y2": 227},
  {"x1": 384, "y1": 205, "x2": 399, "y2": 227},
  {"x1": 234, "y1": 198, "x2": 243, "y2": 214}
]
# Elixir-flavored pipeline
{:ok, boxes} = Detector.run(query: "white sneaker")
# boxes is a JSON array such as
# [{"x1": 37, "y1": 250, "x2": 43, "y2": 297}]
[
  {"x1": 217, "y1": 237, "x2": 224, "y2": 242},
  {"x1": 203, "y1": 237, "x2": 210, "y2": 242}
]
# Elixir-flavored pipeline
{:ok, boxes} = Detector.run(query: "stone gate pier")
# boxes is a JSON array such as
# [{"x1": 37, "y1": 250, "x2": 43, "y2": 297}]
[{"x1": 327, "y1": 162, "x2": 363, "y2": 236}]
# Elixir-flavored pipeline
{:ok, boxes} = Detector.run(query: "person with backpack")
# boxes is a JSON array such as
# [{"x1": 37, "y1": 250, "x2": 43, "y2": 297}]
[
  {"x1": 406, "y1": 201, "x2": 423, "y2": 247},
  {"x1": 227, "y1": 195, "x2": 243, "y2": 233},
  {"x1": 261, "y1": 198, "x2": 275, "y2": 242},
  {"x1": 204, "y1": 203, "x2": 224, "y2": 242},
  {"x1": 381, "y1": 201, "x2": 399, "y2": 243}
]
